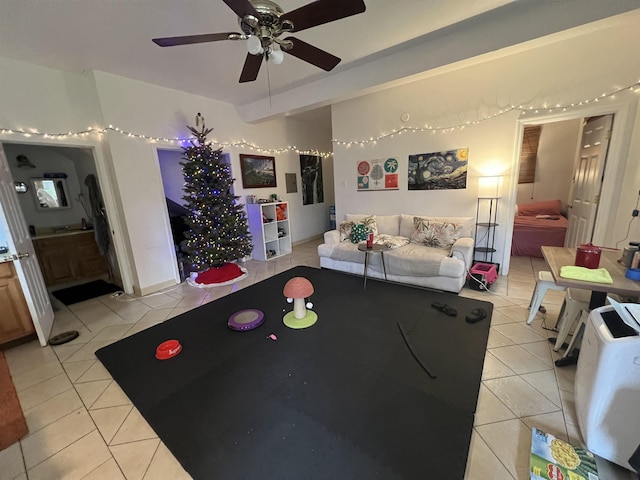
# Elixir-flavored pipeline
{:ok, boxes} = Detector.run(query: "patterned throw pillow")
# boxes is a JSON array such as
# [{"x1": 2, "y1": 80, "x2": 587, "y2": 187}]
[
  {"x1": 357, "y1": 216, "x2": 378, "y2": 236},
  {"x1": 339, "y1": 221, "x2": 353, "y2": 242},
  {"x1": 339, "y1": 216, "x2": 378, "y2": 242},
  {"x1": 350, "y1": 224, "x2": 369, "y2": 243},
  {"x1": 374, "y1": 234, "x2": 410, "y2": 249},
  {"x1": 410, "y1": 217, "x2": 463, "y2": 249}
]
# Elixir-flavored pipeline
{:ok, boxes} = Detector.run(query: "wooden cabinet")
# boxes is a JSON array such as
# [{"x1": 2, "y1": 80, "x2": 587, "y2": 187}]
[
  {"x1": 0, "y1": 261, "x2": 35, "y2": 346},
  {"x1": 33, "y1": 231, "x2": 109, "y2": 286},
  {"x1": 247, "y1": 202, "x2": 292, "y2": 261}
]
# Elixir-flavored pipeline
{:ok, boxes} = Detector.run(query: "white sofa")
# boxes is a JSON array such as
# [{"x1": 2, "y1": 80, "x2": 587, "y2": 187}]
[{"x1": 317, "y1": 214, "x2": 475, "y2": 293}]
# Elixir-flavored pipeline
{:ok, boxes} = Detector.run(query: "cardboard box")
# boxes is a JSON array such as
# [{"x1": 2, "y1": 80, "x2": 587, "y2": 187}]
[{"x1": 530, "y1": 427, "x2": 599, "y2": 480}]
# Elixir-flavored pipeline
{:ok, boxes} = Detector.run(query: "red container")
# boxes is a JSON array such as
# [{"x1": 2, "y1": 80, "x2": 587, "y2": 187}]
[
  {"x1": 575, "y1": 243, "x2": 601, "y2": 269},
  {"x1": 366, "y1": 232, "x2": 374, "y2": 249}
]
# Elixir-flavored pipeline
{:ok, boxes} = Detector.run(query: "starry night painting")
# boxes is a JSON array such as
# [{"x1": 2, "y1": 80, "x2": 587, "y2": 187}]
[{"x1": 408, "y1": 148, "x2": 468, "y2": 190}]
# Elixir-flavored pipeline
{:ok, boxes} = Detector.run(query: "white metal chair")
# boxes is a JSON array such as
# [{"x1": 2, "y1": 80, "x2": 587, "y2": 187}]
[
  {"x1": 552, "y1": 287, "x2": 591, "y2": 351},
  {"x1": 527, "y1": 271, "x2": 566, "y2": 325}
]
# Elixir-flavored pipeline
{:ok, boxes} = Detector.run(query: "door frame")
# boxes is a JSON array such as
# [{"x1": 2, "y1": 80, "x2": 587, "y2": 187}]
[
  {"x1": 502, "y1": 96, "x2": 637, "y2": 274},
  {"x1": 152, "y1": 145, "x2": 185, "y2": 285},
  {"x1": 0, "y1": 136, "x2": 134, "y2": 295}
]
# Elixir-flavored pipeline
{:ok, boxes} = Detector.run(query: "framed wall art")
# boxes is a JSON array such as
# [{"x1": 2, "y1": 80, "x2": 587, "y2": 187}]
[
  {"x1": 357, "y1": 158, "x2": 399, "y2": 191},
  {"x1": 300, "y1": 154, "x2": 324, "y2": 204},
  {"x1": 408, "y1": 148, "x2": 468, "y2": 190},
  {"x1": 239, "y1": 154, "x2": 277, "y2": 188}
]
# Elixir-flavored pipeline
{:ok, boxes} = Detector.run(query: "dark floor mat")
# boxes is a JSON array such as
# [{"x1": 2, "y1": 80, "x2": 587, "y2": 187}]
[
  {"x1": 96, "y1": 267, "x2": 492, "y2": 480},
  {"x1": 52, "y1": 280, "x2": 120, "y2": 305}
]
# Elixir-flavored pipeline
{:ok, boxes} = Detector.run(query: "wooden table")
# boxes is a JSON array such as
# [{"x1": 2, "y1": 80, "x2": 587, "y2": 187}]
[
  {"x1": 541, "y1": 246, "x2": 640, "y2": 366},
  {"x1": 541, "y1": 246, "x2": 640, "y2": 309}
]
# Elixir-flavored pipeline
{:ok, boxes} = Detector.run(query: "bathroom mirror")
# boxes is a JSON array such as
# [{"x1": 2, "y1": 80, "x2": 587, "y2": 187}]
[{"x1": 31, "y1": 178, "x2": 71, "y2": 210}]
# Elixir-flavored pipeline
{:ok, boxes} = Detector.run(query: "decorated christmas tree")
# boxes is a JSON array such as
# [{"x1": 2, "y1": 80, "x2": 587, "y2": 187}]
[{"x1": 181, "y1": 119, "x2": 252, "y2": 283}]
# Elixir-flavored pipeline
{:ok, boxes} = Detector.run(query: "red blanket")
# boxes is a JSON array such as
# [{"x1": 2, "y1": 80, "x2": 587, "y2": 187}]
[{"x1": 511, "y1": 215, "x2": 568, "y2": 257}]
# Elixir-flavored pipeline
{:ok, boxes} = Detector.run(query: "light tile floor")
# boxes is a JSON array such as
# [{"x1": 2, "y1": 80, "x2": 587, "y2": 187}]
[{"x1": 1, "y1": 241, "x2": 636, "y2": 479}]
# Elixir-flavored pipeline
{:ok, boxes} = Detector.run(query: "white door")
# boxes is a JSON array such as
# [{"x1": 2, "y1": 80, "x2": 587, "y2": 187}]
[
  {"x1": 565, "y1": 114, "x2": 613, "y2": 247},
  {"x1": 0, "y1": 146, "x2": 54, "y2": 346}
]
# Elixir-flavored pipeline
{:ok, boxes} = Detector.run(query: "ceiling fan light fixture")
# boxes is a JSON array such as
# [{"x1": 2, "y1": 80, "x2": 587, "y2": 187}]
[
  {"x1": 247, "y1": 35, "x2": 264, "y2": 55},
  {"x1": 270, "y1": 46, "x2": 284, "y2": 65},
  {"x1": 153, "y1": 0, "x2": 367, "y2": 83}
]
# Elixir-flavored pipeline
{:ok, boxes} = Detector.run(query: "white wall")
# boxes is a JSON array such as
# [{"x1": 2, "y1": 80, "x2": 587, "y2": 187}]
[
  {"x1": 90, "y1": 70, "x2": 331, "y2": 292},
  {"x1": 516, "y1": 119, "x2": 581, "y2": 210},
  {"x1": 333, "y1": 92, "x2": 517, "y2": 265},
  {"x1": 331, "y1": 17, "x2": 640, "y2": 272},
  {"x1": 4, "y1": 144, "x2": 87, "y2": 229},
  {"x1": 0, "y1": 58, "x2": 331, "y2": 295}
]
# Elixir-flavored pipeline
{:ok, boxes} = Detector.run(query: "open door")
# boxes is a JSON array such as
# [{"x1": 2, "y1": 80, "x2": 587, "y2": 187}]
[
  {"x1": 0, "y1": 146, "x2": 54, "y2": 346},
  {"x1": 565, "y1": 114, "x2": 613, "y2": 247}
]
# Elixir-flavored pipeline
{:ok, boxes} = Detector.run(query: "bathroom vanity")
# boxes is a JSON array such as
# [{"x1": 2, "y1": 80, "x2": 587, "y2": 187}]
[{"x1": 32, "y1": 230, "x2": 109, "y2": 286}]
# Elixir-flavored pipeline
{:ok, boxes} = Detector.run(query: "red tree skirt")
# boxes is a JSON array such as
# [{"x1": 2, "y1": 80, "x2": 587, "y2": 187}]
[{"x1": 187, "y1": 263, "x2": 248, "y2": 287}]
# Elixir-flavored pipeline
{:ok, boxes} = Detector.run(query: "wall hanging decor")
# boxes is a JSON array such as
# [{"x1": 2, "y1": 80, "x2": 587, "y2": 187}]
[
  {"x1": 408, "y1": 148, "x2": 468, "y2": 190},
  {"x1": 285, "y1": 173, "x2": 298, "y2": 193},
  {"x1": 356, "y1": 158, "x2": 399, "y2": 191},
  {"x1": 240, "y1": 154, "x2": 276, "y2": 188},
  {"x1": 300, "y1": 155, "x2": 323, "y2": 204}
]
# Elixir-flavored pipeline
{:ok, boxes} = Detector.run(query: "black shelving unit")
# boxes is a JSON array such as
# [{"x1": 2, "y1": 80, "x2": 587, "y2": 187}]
[{"x1": 474, "y1": 197, "x2": 499, "y2": 265}]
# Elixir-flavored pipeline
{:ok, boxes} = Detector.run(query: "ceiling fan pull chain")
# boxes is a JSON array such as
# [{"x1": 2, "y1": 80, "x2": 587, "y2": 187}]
[{"x1": 266, "y1": 56, "x2": 272, "y2": 108}]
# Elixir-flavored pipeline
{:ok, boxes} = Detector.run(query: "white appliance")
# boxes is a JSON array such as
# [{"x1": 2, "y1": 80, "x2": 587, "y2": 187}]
[{"x1": 574, "y1": 303, "x2": 640, "y2": 471}]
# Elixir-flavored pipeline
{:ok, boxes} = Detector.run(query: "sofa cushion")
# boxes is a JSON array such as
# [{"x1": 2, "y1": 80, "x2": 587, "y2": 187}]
[
  {"x1": 384, "y1": 243, "x2": 447, "y2": 277},
  {"x1": 374, "y1": 215, "x2": 401, "y2": 236},
  {"x1": 409, "y1": 217, "x2": 464, "y2": 249}
]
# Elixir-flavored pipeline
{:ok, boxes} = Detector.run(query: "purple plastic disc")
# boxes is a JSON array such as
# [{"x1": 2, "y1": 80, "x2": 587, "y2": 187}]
[{"x1": 228, "y1": 309, "x2": 265, "y2": 331}]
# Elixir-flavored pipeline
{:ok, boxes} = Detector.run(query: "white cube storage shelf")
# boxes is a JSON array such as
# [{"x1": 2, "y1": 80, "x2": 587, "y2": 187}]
[{"x1": 247, "y1": 202, "x2": 292, "y2": 261}]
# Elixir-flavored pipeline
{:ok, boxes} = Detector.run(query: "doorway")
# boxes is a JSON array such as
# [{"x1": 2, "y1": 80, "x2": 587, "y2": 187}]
[
  {"x1": 503, "y1": 99, "x2": 634, "y2": 275},
  {"x1": 155, "y1": 147, "x2": 234, "y2": 282},
  {"x1": 0, "y1": 141, "x2": 122, "y2": 344},
  {"x1": 512, "y1": 115, "x2": 613, "y2": 254}
]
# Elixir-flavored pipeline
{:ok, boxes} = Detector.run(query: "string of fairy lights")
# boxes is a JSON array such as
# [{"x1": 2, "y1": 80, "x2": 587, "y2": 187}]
[
  {"x1": 1, "y1": 80, "x2": 638, "y2": 155},
  {"x1": 333, "y1": 80, "x2": 640, "y2": 147}
]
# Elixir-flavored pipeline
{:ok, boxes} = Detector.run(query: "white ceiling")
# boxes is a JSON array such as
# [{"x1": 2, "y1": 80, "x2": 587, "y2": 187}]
[{"x1": 1, "y1": 0, "x2": 639, "y2": 123}]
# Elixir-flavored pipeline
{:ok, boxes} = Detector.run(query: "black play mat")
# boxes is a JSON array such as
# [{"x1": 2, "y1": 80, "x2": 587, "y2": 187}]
[
  {"x1": 96, "y1": 267, "x2": 492, "y2": 479},
  {"x1": 52, "y1": 279, "x2": 120, "y2": 305}
]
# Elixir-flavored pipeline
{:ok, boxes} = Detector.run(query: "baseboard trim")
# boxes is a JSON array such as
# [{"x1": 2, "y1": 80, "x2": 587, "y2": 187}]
[{"x1": 135, "y1": 279, "x2": 177, "y2": 297}]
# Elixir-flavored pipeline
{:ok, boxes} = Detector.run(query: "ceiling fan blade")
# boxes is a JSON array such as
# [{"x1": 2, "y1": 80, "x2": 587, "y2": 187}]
[
  {"x1": 239, "y1": 53, "x2": 264, "y2": 83},
  {"x1": 223, "y1": 0, "x2": 259, "y2": 19},
  {"x1": 152, "y1": 33, "x2": 239, "y2": 47},
  {"x1": 284, "y1": 37, "x2": 340, "y2": 71},
  {"x1": 281, "y1": 0, "x2": 366, "y2": 33}
]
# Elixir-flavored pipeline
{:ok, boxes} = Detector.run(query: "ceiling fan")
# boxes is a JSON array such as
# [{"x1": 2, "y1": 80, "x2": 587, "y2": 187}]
[{"x1": 152, "y1": 0, "x2": 366, "y2": 83}]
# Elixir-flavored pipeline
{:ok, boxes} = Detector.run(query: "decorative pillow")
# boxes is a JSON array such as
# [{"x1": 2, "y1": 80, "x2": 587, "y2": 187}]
[
  {"x1": 339, "y1": 221, "x2": 353, "y2": 242},
  {"x1": 356, "y1": 215, "x2": 378, "y2": 236},
  {"x1": 374, "y1": 234, "x2": 410, "y2": 249},
  {"x1": 517, "y1": 199, "x2": 562, "y2": 216},
  {"x1": 410, "y1": 217, "x2": 463, "y2": 249},
  {"x1": 339, "y1": 215, "x2": 378, "y2": 242},
  {"x1": 350, "y1": 224, "x2": 369, "y2": 243}
]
